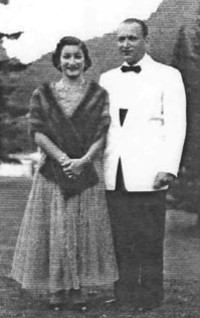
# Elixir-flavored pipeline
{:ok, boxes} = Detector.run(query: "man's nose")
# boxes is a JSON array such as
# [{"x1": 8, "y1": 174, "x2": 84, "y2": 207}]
[{"x1": 122, "y1": 38, "x2": 130, "y2": 47}]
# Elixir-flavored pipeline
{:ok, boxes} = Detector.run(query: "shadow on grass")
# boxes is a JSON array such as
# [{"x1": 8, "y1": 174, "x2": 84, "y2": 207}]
[{"x1": 1, "y1": 276, "x2": 200, "y2": 318}]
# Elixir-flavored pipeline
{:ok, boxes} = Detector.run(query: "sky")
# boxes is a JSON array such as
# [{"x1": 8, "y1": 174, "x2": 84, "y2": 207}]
[{"x1": 0, "y1": 0, "x2": 163, "y2": 64}]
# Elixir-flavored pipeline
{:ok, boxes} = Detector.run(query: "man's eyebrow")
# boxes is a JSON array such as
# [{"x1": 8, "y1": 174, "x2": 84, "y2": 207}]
[
  {"x1": 128, "y1": 35, "x2": 137, "y2": 39},
  {"x1": 117, "y1": 35, "x2": 138, "y2": 40}
]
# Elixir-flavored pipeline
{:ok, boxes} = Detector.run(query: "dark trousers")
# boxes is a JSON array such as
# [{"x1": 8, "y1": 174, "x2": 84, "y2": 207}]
[{"x1": 106, "y1": 165, "x2": 166, "y2": 304}]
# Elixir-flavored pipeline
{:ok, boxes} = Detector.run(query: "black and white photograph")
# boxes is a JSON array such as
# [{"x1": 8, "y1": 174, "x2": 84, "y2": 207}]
[{"x1": 0, "y1": 0, "x2": 199, "y2": 317}]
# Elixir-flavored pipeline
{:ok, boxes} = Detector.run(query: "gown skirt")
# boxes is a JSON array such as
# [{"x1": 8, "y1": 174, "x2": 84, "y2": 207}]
[{"x1": 11, "y1": 157, "x2": 118, "y2": 294}]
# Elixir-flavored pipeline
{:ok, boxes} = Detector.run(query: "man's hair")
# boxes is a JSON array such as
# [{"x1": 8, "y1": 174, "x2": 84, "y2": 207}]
[{"x1": 121, "y1": 18, "x2": 148, "y2": 38}]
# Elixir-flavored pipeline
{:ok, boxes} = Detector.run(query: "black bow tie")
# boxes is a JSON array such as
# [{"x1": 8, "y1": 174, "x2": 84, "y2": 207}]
[{"x1": 121, "y1": 65, "x2": 141, "y2": 73}]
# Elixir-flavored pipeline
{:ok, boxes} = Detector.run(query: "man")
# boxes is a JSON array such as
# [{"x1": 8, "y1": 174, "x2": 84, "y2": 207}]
[{"x1": 100, "y1": 18, "x2": 186, "y2": 310}]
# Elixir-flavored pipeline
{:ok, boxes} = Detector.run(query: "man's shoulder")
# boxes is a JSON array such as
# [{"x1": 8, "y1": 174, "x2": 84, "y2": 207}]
[
  {"x1": 150, "y1": 57, "x2": 181, "y2": 78},
  {"x1": 99, "y1": 67, "x2": 122, "y2": 89}
]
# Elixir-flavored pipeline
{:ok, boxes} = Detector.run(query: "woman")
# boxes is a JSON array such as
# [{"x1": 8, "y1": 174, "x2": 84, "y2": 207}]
[{"x1": 11, "y1": 36, "x2": 118, "y2": 311}]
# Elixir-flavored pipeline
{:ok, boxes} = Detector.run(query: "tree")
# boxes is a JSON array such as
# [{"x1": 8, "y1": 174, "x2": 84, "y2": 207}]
[
  {"x1": 171, "y1": 17, "x2": 200, "y2": 214},
  {"x1": 0, "y1": 33, "x2": 30, "y2": 162},
  {"x1": 0, "y1": 0, "x2": 9, "y2": 4}
]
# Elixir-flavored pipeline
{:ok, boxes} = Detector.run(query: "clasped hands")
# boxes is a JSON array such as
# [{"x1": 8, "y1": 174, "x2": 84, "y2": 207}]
[
  {"x1": 60, "y1": 155, "x2": 175, "y2": 186},
  {"x1": 153, "y1": 172, "x2": 175, "y2": 190},
  {"x1": 60, "y1": 157, "x2": 87, "y2": 180}
]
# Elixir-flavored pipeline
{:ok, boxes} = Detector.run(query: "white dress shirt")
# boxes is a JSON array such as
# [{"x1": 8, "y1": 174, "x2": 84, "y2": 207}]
[{"x1": 100, "y1": 54, "x2": 187, "y2": 191}]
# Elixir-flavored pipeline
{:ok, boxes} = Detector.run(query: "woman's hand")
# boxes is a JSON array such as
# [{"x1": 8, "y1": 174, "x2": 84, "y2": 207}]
[
  {"x1": 60, "y1": 157, "x2": 71, "y2": 168},
  {"x1": 62, "y1": 158, "x2": 87, "y2": 179}
]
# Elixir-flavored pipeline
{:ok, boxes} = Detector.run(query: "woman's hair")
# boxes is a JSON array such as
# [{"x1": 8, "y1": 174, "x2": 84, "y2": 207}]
[{"x1": 52, "y1": 36, "x2": 92, "y2": 72}]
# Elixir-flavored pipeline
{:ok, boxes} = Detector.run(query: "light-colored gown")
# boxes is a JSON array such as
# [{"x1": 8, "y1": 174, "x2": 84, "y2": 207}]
[{"x1": 11, "y1": 82, "x2": 118, "y2": 295}]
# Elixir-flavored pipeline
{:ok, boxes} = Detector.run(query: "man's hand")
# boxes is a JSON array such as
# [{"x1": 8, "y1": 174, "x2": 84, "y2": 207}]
[{"x1": 153, "y1": 172, "x2": 175, "y2": 190}]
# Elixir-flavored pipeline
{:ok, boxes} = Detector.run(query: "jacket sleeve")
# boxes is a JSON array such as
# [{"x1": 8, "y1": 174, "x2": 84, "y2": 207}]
[{"x1": 159, "y1": 69, "x2": 187, "y2": 176}]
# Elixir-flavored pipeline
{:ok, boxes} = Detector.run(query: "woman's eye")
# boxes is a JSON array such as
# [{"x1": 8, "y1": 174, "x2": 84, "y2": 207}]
[
  {"x1": 62, "y1": 54, "x2": 71, "y2": 59},
  {"x1": 62, "y1": 54, "x2": 82, "y2": 59}
]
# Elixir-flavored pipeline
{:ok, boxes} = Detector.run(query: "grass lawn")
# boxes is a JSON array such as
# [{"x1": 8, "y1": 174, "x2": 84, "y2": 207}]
[{"x1": 0, "y1": 177, "x2": 200, "y2": 317}]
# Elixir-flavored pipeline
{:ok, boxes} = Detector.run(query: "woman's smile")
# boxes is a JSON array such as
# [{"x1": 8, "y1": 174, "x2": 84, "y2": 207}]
[{"x1": 60, "y1": 45, "x2": 85, "y2": 79}]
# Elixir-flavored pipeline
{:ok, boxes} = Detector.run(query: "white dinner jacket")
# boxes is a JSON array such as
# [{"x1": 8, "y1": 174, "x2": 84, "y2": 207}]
[{"x1": 100, "y1": 54, "x2": 186, "y2": 191}]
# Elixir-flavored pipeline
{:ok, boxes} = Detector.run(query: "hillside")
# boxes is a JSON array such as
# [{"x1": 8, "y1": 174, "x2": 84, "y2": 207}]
[
  {"x1": 1, "y1": 0, "x2": 200, "y2": 113},
  {"x1": 148, "y1": 0, "x2": 199, "y2": 62}
]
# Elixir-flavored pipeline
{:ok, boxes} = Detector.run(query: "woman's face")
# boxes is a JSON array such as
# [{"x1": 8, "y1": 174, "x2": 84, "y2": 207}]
[{"x1": 59, "y1": 45, "x2": 85, "y2": 79}]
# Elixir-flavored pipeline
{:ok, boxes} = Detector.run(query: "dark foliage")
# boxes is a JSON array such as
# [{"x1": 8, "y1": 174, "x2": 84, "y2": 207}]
[
  {"x1": 171, "y1": 10, "x2": 200, "y2": 213},
  {"x1": 0, "y1": 65, "x2": 30, "y2": 160},
  {"x1": 0, "y1": 60, "x2": 29, "y2": 73},
  {"x1": 0, "y1": 32, "x2": 23, "y2": 41},
  {"x1": 0, "y1": 0, "x2": 9, "y2": 4}
]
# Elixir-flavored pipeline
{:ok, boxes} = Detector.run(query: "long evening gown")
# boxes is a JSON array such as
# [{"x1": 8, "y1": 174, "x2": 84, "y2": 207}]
[{"x1": 11, "y1": 82, "x2": 118, "y2": 296}]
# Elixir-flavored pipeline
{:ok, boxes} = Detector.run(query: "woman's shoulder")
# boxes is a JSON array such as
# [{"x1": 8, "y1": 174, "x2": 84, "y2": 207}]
[
  {"x1": 88, "y1": 80, "x2": 109, "y2": 96},
  {"x1": 30, "y1": 83, "x2": 56, "y2": 113},
  {"x1": 32, "y1": 82, "x2": 53, "y2": 95}
]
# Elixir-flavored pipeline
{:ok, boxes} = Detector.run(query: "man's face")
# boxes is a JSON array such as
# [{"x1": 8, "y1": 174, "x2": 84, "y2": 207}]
[{"x1": 117, "y1": 22, "x2": 147, "y2": 65}]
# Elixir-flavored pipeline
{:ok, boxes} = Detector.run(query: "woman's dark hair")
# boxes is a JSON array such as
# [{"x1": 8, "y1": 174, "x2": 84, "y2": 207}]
[{"x1": 52, "y1": 36, "x2": 92, "y2": 72}]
